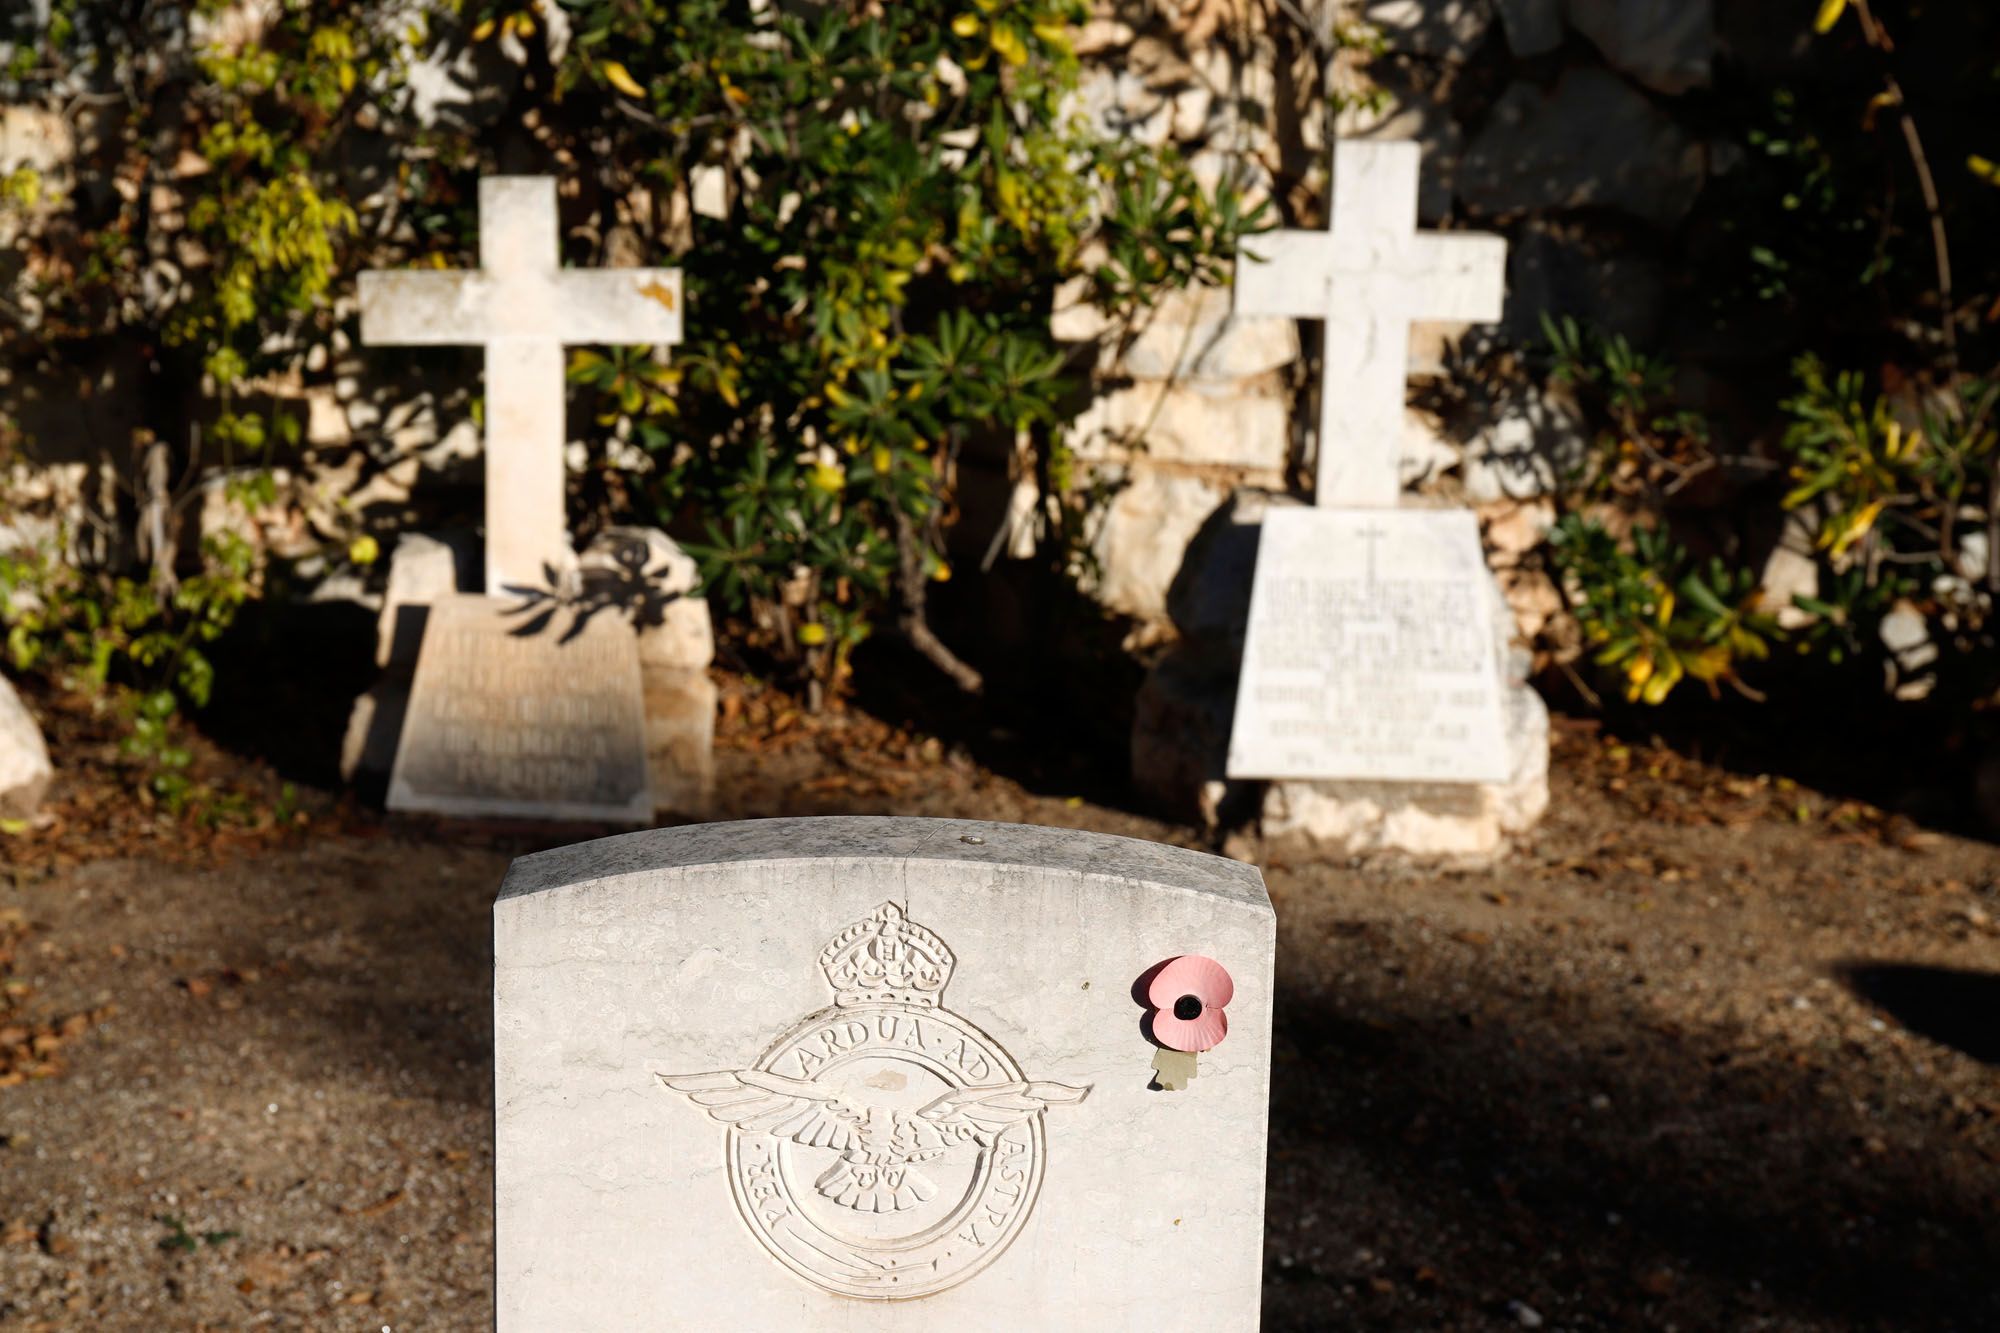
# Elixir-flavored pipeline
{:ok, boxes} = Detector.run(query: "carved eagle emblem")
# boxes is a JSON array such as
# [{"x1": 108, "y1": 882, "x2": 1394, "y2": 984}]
[{"x1": 660, "y1": 1070, "x2": 1089, "y2": 1214}]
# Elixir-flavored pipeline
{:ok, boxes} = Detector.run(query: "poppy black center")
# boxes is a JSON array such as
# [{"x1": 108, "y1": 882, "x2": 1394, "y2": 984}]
[{"x1": 1172, "y1": 994, "x2": 1203, "y2": 1021}]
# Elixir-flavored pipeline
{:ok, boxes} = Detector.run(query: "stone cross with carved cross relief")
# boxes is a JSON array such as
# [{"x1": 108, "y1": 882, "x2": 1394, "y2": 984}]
[
  {"x1": 359, "y1": 177, "x2": 683, "y2": 596},
  {"x1": 1234, "y1": 140, "x2": 1506, "y2": 508}
]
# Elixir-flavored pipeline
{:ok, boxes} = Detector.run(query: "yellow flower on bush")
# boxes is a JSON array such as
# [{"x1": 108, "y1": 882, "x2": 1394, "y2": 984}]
[
  {"x1": 951, "y1": 14, "x2": 980, "y2": 37},
  {"x1": 602, "y1": 61, "x2": 646, "y2": 99},
  {"x1": 809, "y1": 462, "x2": 846, "y2": 493},
  {"x1": 798, "y1": 622, "x2": 829, "y2": 646},
  {"x1": 989, "y1": 22, "x2": 1027, "y2": 65}
]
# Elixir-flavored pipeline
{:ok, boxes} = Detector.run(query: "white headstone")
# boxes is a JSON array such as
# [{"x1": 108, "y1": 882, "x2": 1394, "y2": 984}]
[
  {"x1": 387, "y1": 595, "x2": 652, "y2": 821},
  {"x1": 1226, "y1": 507, "x2": 1509, "y2": 782},
  {"x1": 359, "y1": 177, "x2": 683, "y2": 596},
  {"x1": 1225, "y1": 141, "x2": 1521, "y2": 794},
  {"x1": 1235, "y1": 140, "x2": 1505, "y2": 507},
  {"x1": 494, "y1": 817, "x2": 1275, "y2": 1330}
]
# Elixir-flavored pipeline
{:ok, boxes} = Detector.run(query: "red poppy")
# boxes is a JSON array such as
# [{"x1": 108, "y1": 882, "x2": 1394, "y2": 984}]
[{"x1": 1147, "y1": 954, "x2": 1233, "y2": 1052}]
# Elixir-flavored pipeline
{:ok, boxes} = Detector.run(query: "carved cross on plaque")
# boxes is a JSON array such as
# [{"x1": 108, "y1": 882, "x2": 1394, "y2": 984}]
[
  {"x1": 1234, "y1": 141, "x2": 1505, "y2": 508},
  {"x1": 359, "y1": 177, "x2": 684, "y2": 596},
  {"x1": 1356, "y1": 522, "x2": 1389, "y2": 585}
]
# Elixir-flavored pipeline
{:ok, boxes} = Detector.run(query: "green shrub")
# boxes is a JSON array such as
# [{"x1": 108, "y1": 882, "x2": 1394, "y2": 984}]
[{"x1": 3, "y1": 0, "x2": 1263, "y2": 709}]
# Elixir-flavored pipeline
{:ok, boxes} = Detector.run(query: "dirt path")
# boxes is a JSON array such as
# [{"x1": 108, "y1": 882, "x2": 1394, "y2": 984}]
[{"x1": 0, "y1": 707, "x2": 1996, "y2": 1330}]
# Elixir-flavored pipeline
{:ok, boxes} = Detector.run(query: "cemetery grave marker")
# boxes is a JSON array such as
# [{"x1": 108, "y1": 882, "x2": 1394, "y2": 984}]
[
  {"x1": 1233, "y1": 139, "x2": 1505, "y2": 509},
  {"x1": 359, "y1": 176, "x2": 683, "y2": 597},
  {"x1": 386, "y1": 595, "x2": 652, "y2": 822},
  {"x1": 358, "y1": 176, "x2": 685, "y2": 821},
  {"x1": 1226, "y1": 507, "x2": 1509, "y2": 781},
  {"x1": 494, "y1": 816, "x2": 1275, "y2": 1330},
  {"x1": 1228, "y1": 141, "x2": 1514, "y2": 786}
]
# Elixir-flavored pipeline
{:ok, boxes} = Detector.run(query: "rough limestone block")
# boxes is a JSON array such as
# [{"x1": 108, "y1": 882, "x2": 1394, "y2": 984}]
[
  {"x1": 1087, "y1": 469, "x2": 1229, "y2": 621},
  {"x1": 0, "y1": 676, "x2": 52, "y2": 819},
  {"x1": 1460, "y1": 386, "x2": 1590, "y2": 503},
  {"x1": 1504, "y1": 219, "x2": 1667, "y2": 346},
  {"x1": 641, "y1": 663, "x2": 716, "y2": 817},
  {"x1": 1066, "y1": 382, "x2": 1291, "y2": 472},
  {"x1": 376, "y1": 530, "x2": 479, "y2": 671},
  {"x1": 1759, "y1": 508, "x2": 1821, "y2": 632},
  {"x1": 1363, "y1": 0, "x2": 1493, "y2": 59},
  {"x1": 494, "y1": 817, "x2": 1275, "y2": 1331},
  {"x1": 1109, "y1": 283, "x2": 1301, "y2": 383},
  {"x1": 1567, "y1": 0, "x2": 1714, "y2": 94},
  {"x1": 1491, "y1": 0, "x2": 1564, "y2": 55}
]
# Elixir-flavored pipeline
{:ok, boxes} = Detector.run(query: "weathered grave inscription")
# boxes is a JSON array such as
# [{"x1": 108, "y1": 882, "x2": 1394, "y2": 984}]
[
  {"x1": 1227, "y1": 507, "x2": 1509, "y2": 783},
  {"x1": 388, "y1": 595, "x2": 651, "y2": 821}
]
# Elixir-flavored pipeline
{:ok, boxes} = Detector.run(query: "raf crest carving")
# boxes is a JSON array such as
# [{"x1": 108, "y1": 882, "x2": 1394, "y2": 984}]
[{"x1": 660, "y1": 902, "x2": 1090, "y2": 1299}]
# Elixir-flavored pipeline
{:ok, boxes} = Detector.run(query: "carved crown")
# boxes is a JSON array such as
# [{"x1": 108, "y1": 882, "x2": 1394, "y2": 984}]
[{"x1": 819, "y1": 902, "x2": 954, "y2": 1008}]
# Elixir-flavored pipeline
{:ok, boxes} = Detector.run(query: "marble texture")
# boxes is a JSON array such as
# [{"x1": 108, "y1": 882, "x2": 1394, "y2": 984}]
[
  {"x1": 1225, "y1": 506, "x2": 1510, "y2": 783},
  {"x1": 494, "y1": 816, "x2": 1274, "y2": 1331},
  {"x1": 358, "y1": 177, "x2": 683, "y2": 596},
  {"x1": 1234, "y1": 140, "x2": 1504, "y2": 508}
]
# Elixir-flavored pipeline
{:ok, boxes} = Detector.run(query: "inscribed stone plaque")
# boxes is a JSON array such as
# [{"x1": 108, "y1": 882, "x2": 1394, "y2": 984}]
[
  {"x1": 494, "y1": 816, "x2": 1275, "y2": 1331},
  {"x1": 1226, "y1": 506, "x2": 1510, "y2": 782},
  {"x1": 387, "y1": 595, "x2": 651, "y2": 822}
]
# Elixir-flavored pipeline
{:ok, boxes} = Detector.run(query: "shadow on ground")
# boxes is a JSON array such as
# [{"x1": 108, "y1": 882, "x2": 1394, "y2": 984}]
[
  {"x1": 1262, "y1": 973, "x2": 2000, "y2": 1331},
  {"x1": 1840, "y1": 962, "x2": 2000, "y2": 1067},
  {"x1": 260, "y1": 828, "x2": 1998, "y2": 1331}
]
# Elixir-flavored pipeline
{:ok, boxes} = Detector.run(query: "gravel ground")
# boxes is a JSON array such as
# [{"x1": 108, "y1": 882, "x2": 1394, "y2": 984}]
[{"x1": 0, "y1": 702, "x2": 1996, "y2": 1331}]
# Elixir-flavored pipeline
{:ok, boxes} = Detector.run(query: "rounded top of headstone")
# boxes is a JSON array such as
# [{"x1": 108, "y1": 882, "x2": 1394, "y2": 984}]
[{"x1": 497, "y1": 815, "x2": 1270, "y2": 915}]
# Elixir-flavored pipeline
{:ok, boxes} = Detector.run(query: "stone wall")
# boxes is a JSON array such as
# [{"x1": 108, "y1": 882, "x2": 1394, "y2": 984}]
[
  {"x1": 1051, "y1": 0, "x2": 1753, "y2": 650},
  {"x1": 3, "y1": 1, "x2": 1805, "y2": 677}
]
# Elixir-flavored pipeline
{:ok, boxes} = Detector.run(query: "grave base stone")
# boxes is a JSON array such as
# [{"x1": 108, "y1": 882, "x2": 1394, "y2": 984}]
[
  {"x1": 1261, "y1": 642, "x2": 1550, "y2": 859},
  {"x1": 494, "y1": 816, "x2": 1274, "y2": 1331},
  {"x1": 345, "y1": 527, "x2": 718, "y2": 817},
  {"x1": 639, "y1": 664, "x2": 715, "y2": 817},
  {"x1": 387, "y1": 595, "x2": 652, "y2": 822},
  {"x1": 1134, "y1": 489, "x2": 1549, "y2": 855},
  {"x1": 579, "y1": 526, "x2": 717, "y2": 815},
  {"x1": 342, "y1": 530, "x2": 481, "y2": 792},
  {"x1": 377, "y1": 529, "x2": 482, "y2": 671}
]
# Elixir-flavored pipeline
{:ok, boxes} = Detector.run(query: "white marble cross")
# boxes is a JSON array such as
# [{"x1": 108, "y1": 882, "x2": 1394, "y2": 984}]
[
  {"x1": 1235, "y1": 141, "x2": 1505, "y2": 508},
  {"x1": 359, "y1": 177, "x2": 683, "y2": 596}
]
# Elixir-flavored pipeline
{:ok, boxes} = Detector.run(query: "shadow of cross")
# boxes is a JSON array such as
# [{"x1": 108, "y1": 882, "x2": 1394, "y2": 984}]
[
  {"x1": 358, "y1": 177, "x2": 683, "y2": 597},
  {"x1": 1235, "y1": 141, "x2": 1505, "y2": 509}
]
